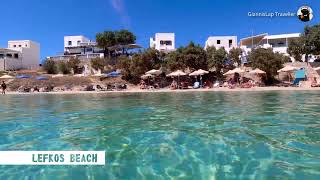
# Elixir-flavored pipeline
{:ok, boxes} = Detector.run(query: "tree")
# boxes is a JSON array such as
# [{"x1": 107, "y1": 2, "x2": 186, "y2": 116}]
[
  {"x1": 140, "y1": 48, "x2": 163, "y2": 69},
  {"x1": 67, "y1": 57, "x2": 81, "y2": 74},
  {"x1": 287, "y1": 37, "x2": 304, "y2": 62},
  {"x1": 43, "y1": 59, "x2": 57, "y2": 74},
  {"x1": 116, "y1": 51, "x2": 154, "y2": 84},
  {"x1": 228, "y1": 47, "x2": 242, "y2": 66},
  {"x1": 96, "y1": 29, "x2": 136, "y2": 57},
  {"x1": 164, "y1": 50, "x2": 186, "y2": 71},
  {"x1": 303, "y1": 24, "x2": 320, "y2": 62},
  {"x1": 91, "y1": 57, "x2": 106, "y2": 71},
  {"x1": 58, "y1": 61, "x2": 71, "y2": 74},
  {"x1": 115, "y1": 29, "x2": 136, "y2": 45},
  {"x1": 207, "y1": 46, "x2": 227, "y2": 73},
  {"x1": 181, "y1": 42, "x2": 207, "y2": 70},
  {"x1": 96, "y1": 31, "x2": 116, "y2": 57},
  {"x1": 249, "y1": 48, "x2": 285, "y2": 84}
]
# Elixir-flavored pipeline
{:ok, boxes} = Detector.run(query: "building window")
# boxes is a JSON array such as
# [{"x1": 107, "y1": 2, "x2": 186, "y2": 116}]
[
  {"x1": 13, "y1": 45, "x2": 16, "y2": 48},
  {"x1": 14, "y1": 54, "x2": 19, "y2": 58},
  {"x1": 68, "y1": 41, "x2": 72, "y2": 46},
  {"x1": 217, "y1": 40, "x2": 221, "y2": 44},
  {"x1": 229, "y1": 40, "x2": 233, "y2": 47},
  {"x1": 77, "y1": 41, "x2": 81, "y2": 45},
  {"x1": 6, "y1": 54, "x2": 12, "y2": 58},
  {"x1": 19, "y1": 45, "x2": 22, "y2": 47},
  {"x1": 25, "y1": 44, "x2": 28, "y2": 47},
  {"x1": 0, "y1": 54, "x2": 4, "y2": 58},
  {"x1": 160, "y1": 40, "x2": 172, "y2": 46}
]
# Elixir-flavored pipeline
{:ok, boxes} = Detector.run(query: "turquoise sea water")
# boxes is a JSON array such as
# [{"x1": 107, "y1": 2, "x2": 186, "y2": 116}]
[{"x1": 0, "y1": 91, "x2": 320, "y2": 179}]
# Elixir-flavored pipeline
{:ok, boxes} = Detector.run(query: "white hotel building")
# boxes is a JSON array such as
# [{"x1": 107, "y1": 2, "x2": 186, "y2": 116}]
[
  {"x1": 0, "y1": 40, "x2": 40, "y2": 71},
  {"x1": 150, "y1": 33, "x2": 175, "y2": 52},
  {"x1": 240, "y1": 33, "x2": 301, "y2": 62},
  {"x1": 205, "y1": 36, "x2": 237, "y2": 52},
  {"x1": 49, "y1": 35, "x2": 104, "y2": 61}
]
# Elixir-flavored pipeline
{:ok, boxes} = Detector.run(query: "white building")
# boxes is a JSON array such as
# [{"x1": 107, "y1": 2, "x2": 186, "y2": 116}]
[
  {"x1": 49, "y1": 35, "x2": 104, "y2": 61},
  {"x1": 0, "y1": 40, "x2": 40, "y2": 71},
  {"x1": 240, "y1": 33, "x2": 301, "y2": 61},
  {"x1": 150, "y1": 33, "x2": 175, "y2": 52},
  {"x1": 205, "y1": 36, "x2": 237, "y2": 52}
]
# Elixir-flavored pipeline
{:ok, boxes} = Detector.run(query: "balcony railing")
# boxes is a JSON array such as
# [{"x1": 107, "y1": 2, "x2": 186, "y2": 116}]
[{"x1": 49, "y1": 53, "x2": 103, "y2": 61}]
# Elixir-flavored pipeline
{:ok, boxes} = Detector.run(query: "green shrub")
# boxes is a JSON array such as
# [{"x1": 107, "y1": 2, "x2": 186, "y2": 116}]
[
  {"x1": 43, "y1": 59, "x2": 57, "y2": 74},
  {"x1": 67, "y1": 57, "x2": 81, "y2": 74},
  {"x1": 91, "y1": 58, "x2": 106, "y2": 71},
  {"x1": 58, "y1": 61, "x2": 71, "y2": 74}
]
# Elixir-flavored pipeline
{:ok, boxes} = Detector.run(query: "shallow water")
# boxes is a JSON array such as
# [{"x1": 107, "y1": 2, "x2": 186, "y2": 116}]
[{"x1": 0, "y1": 91, "x2": 320, "y2": 179}]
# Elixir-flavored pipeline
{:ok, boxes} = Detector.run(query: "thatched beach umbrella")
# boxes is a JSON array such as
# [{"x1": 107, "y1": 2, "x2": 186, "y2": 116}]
[
  {"x1": 0, "y1": 75, "x2": 14, "y2": 79},
  {"x1": 277, "y1": 66, "x2": 299, "y2": 73},
  {"x1": 141, "y1": 74, "x2": 154, "y2": 85},
  {"x1": 146, "y1": 69, "x2": 162, "y2": 76},
  {"x1": 141, "y1": 74, "x2": 154, "y2": 79},
  {"x1": 249, "y1": 68, "x2": 266, "y2": 83},
  {"x1": 313, "y1": 67, "x2": 320, "y2": 71},
  {"x1": 232, "y1": 67, "x2": 245, "y2": 74},
  {"x1": 189, "y1": 69, "x2": 209, "y2": 86},
  {"x1": 167, "y1": 70, "x2": 187, "y2": 87},
  {"x1": 249, "y1": 68, "x2": 266, "y2": 74},
  {"x1": 167, "y1": 70, "x2": 187, "y2": 77},
  {"x1": 277, "y1": 65, "x2": 299, "y2": 82},
  {"x1": 223, "y1": 70, "x2": 234, "y2": 76},
  {"x1": 189, "y1": 69, "x2": 209, "y2": 76}
]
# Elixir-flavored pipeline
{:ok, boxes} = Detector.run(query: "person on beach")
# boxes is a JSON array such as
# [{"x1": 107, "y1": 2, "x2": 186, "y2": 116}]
[{"x1": 1, "y1": 81, "x2": 7, "y2": 94}]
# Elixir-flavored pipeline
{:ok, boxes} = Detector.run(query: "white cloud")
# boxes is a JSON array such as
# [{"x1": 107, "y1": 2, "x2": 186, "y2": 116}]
[{"x1": 109, "y1": 0, "x2": 130, "y2": 27}]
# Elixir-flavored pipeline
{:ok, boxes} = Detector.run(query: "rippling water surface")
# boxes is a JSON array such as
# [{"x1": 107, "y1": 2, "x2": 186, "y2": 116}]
[{"x1": 0, "y1": 91, "x2": 320, "y2": 179}]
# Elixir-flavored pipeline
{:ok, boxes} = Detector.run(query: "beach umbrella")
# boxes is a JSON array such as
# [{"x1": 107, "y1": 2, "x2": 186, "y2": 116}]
[
  {"x1": 277, "y1": 66, "x2": 299, "y2": 82},
  {"x1": 249, "y1": 68, "x2": 266, "y2": 74},
  {"x1": 16, "y1": 75, "x2": 31, "y2": 79},
  {"x1": 146, "y1": 69, "x2": 162, "y2": 76},
  {"x1": 277, "y1": 66, "x2": 299, "y2": 73},
  {"x1": 166, "y1": 70, "x2": 187, "y2": 77},
  {"x1": 141, "y1": 74, "x2": 154, "y2": 79},
  {"x1": 36, "y1": 76, "x2": 49, "y2": 80},
  {"x1": 249, "y1": 68, "x2": 266, "y2": 83},
  {"x1": 52, "y1": 74, "x2": 64, "y2": 78},
  {"x1": 0, "y1": 75, "x2": 14, "y2": 79},
  {"x1": 189, "y1": 69, "x2": 209, "y2": 87},
  {"x1": 313, "y1": 67, "x2": 320, "y2": 71},
  {"x1": 141, "y1": 74, "x2": 154, "y2": 85},
  {"x1": 223, "y1": 70, "x2": 235, "y2": 76},
  {"x1": 189, "y1": 69, "x2": 209, "y2": 76},
  {"x1": 167, "y1": 70, "x2": 187, "y2": 88},
  {"x1": 232, "y1": 67, "x2": 245, "y2": 74}
]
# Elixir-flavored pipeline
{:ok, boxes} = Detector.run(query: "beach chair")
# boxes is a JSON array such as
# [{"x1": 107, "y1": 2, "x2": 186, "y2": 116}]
[{"x1": 292, "y1": 69, "x2": 306, "y2": 87}]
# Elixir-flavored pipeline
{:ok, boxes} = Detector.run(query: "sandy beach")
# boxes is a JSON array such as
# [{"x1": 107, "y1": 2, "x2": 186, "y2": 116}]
[{"x1": 3, "y1": 86, "x2": 320, "y2": 95}]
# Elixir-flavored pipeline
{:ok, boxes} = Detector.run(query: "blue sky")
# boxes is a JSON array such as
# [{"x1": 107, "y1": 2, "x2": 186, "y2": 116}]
[{"x1": 0, "y1": 0, "x2": 319, "y2": 62}]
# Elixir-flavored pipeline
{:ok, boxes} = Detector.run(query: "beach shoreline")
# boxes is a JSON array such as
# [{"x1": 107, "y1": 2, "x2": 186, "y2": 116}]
[{"x1": 3, "y1": 86, "x2": 320, "y2": 95}]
